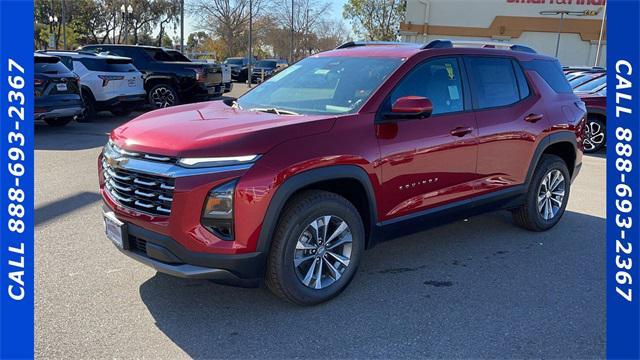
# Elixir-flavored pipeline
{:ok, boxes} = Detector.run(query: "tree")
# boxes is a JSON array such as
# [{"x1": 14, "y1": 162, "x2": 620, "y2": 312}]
[
  {"x1": 343, "y1": 0, "x2": 405, "y2": 41},
  {"x1": 189, "y1": 0, "x2": 265, "y2": 58}
]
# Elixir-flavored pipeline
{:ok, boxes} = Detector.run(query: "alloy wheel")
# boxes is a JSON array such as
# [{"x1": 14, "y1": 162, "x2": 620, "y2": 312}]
[
  {"x1": 151, "y1": 86, "x2": 176, "y2": 108},
  {"x1": 537, "y1": 169, "x2": 566, "y2": 220},
  {"x1": 584, "y1": 120, "x2": 605, "y2": 152},
  {"x1": 294, "y1": 215, "x2": 353, "y2": 290}
]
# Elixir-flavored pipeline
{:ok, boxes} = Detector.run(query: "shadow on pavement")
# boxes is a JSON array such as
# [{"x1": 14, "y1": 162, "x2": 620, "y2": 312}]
[
  {"x1": 35, "y1": 191, "x2": 101, "y2": 226},
  {"x1": 35, "y1": 112, "x2": 136, "y2": 151},
  {"x1": 139, "y1": 210, "x2": 605, "y2": 359}
]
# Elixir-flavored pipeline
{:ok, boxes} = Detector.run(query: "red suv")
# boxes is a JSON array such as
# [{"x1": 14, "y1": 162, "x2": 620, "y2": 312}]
[{"x1": 100, "y1": 41, "x2": 585, "y2": 305}]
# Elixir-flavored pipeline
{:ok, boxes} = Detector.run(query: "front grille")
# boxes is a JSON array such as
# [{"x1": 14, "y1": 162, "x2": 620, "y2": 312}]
[{"x1": 102, "y1": 158, "x2": 175, "y2": 216}]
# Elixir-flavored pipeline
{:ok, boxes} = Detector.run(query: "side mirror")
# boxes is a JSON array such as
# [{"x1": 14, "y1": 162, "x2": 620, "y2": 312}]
[{"x1": 385, "y1": 96, "x2": 433, "y2": 120}]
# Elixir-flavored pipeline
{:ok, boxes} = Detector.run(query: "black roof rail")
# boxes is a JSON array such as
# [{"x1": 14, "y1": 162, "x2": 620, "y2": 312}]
[
  {"x1": 509, "y1": 44, "x2": 537, "y2": 53},
  {"x1": 422, "y1": 39, "x2": 537, "y2": 54},
  {"x1": 421, "y1": 39, "x2": 453, "y2": 49},
  {"x1": 335, "y1": 41, "x2": 418, "y2": 49}
]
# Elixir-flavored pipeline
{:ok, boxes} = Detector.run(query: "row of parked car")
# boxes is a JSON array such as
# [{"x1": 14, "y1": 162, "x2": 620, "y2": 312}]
[
  {"x1": 35, "y1": 44, "x2": 233, "y2": 127},
  {"x1": 222, "y1": 57, "x2": 289, "y2": 83},
  {"x1": 563, "y1": 66, "x2": 607, "y2": 153}
]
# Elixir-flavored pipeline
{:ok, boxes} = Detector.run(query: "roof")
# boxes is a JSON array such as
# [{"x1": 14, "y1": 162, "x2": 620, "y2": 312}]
[
  {"x1": 319, "y1": 40, "x2": 552, "y2": 61},
  {"x1": 42, "y1": 50, "x2": 130, "y2": 61}
]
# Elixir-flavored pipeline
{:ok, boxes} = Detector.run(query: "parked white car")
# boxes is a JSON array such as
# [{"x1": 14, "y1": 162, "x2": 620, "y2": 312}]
[{"x1": 43, "y1": 51, "x2": 146, "y2": 119}]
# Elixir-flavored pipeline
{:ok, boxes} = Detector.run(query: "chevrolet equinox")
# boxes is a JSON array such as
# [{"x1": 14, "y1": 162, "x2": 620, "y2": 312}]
[{"x1": 100, "y1": 40, "x2": 585, "y2": 305}]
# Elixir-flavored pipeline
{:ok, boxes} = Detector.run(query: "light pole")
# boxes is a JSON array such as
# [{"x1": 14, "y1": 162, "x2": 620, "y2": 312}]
[
  {"x1": 61, "y1": 0, "x2": 66, "y2": 50},
  {"x1": 539, "y1": 10, "x2": 592, "y2": 58},
  {"x1": 121, "y1": 3, "x2": 133, "y2": 44},
  {"x1": 290, "y1": 0, "x2": 294, "y2": 63},
  {"x1": 594, "y1": 5, "x2": 606, "y2": 67},
  {"x1": 180, "y1": 0, "x2": 184, "y2": 53},
  {"x1": 248, "y1": 0, "x2": 253, "y2": 88}
]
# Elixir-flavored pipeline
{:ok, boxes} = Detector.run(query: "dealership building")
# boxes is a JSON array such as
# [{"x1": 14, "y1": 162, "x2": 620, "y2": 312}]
[{"x1": 400, "y1": 0, "x2": 607, "y2": 66}]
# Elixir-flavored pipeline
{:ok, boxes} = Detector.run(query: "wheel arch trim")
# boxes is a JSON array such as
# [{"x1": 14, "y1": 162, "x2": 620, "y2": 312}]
[
  {"x1": 255, "y1": 165, "x2": 378, "y2": 253},
  {"x1": 525, "y1": 131, "x2": 578, "y2": 186}
]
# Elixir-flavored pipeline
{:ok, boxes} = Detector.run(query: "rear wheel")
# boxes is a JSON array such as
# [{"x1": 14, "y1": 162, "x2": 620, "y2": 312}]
[
  {"x1": 265, "y1": 190, "x2": 365, "y2": 305},
  {"x1": 149, "y1": 84, "x2": 179, "y2": 109},
  {"x1": 512, "y1": 154, "x2": 571, "y2": 231},
  {"x1": 79, "y1": 90, "x2": 96, "y2": 122},
  {"x1": 584, "y1": 115, "x2": 606, "y2": 153},
  {"x1": 44, "y1": 117, "x2": 73, "y2": 127}
]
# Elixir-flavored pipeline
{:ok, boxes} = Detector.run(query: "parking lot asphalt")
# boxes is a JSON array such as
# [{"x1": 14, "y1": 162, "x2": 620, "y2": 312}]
[{"x1": 35, "y1": 84, "x2": 605, "y2": 359}]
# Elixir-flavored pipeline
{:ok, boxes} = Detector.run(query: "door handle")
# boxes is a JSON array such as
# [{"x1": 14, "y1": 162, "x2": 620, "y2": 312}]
[
  {"x1": 450, "y1": 127, "x2": 473, "y2": 137},
  {"x1": 524, "y1": 113, "x2": 544, "y2": 123}
]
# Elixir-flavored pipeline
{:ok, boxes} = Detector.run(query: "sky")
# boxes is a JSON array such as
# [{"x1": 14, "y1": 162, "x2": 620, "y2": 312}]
[{"x1": 175, "y1": 0, "x2": 351, "y2": 40}]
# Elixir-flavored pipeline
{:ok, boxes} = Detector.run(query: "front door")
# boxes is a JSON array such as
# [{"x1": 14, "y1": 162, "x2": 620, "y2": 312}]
[{"x1": 377, "y1": 57, "x2": 479, "y2": 222}]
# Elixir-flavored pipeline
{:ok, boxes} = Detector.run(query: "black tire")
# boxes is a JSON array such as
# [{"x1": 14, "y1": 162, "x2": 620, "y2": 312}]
[
  {"x1": 512, "y1": 154, "x2": 571, "y2": 231},
  {"x1": 44, "y1": 117, "x2": 73, "y2": 127},
  {"x1": 79, "y1": 90, "x2": 96, "y2": 123},
  {"x1": 584, "y1": 115, "x2": 606, "y2": 153},
  {"x1": 265, "y1": 190, "x2": 365, "y2": 305},
  {"x1": 110, "y1": 108, "x2": 132, "y2": 117},
  {"x1": 148, "y1": 83, "x2": 179, "y2": 109}
]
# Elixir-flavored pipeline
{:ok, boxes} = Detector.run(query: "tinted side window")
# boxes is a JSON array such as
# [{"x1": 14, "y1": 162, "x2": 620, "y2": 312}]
[
  {"x1": 513, "y1": 60, "x2": 530, "y2": 99},
  {"x1": 79, "y1": 58, "x2": 137, "y2": 72},
  {"x1": 59, "y1": 56, "x2": 74, "y2": 70},
  {"x1": 466, "y1": 57, "x2": 519, "y2": 109},
  {"x1": 388, "y1": 57, "x2": 464, "y2": 115},
  {"x1": 522, "y1": 59, "x2": 572, "y2": 93}
]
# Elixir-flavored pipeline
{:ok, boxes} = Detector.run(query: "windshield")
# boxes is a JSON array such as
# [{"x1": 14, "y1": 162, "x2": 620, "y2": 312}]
[
  {"x1": 237, "y1": 56, "x2": 402, "y2": 115},
  {"x1": 224, "y1": 58, "x2": 244, "y2": 65},
  {"x1": 255, "y1": 60, "x2": 277, "y2": 68},
  {"x1": 574, "y1": 75, "x2": 607, "y2": 93}
]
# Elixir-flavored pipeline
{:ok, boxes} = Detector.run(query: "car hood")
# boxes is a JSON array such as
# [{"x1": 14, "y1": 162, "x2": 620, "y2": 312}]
[{"x1": 111, "y1": 100, "x2": 335, "y2": 158}]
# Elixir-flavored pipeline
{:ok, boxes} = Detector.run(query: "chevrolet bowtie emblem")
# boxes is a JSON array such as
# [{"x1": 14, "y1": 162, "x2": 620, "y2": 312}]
[{"x1": 105, "y1": 153, "x2": 128, "y2": 168}]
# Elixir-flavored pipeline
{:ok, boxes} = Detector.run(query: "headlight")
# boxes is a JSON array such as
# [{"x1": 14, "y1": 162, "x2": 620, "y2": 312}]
[
  {"x1": 202, "y1": 180, "x2": 237, "y2": 240},
  {"x1": 178, "y1": 155, "x2": 259, "y2": 168}
]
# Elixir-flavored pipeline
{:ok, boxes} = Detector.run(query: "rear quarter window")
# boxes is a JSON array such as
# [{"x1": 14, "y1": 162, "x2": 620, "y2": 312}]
[
  {"x1": 465, "y1": 56, "x2": 520, "y2": 109},
  {"x1": 79, "y1": 58, "x2": 137, "y2": 72},
  {"x1": 522, "y1": 59, "x2": 573, "y2": 94}
]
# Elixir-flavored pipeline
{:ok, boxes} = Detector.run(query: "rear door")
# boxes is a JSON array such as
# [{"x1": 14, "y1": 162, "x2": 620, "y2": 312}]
[
  {"x1": 464, "y1": 56, "x2": 548, "y2": 194},
  {"x1": 377, "y1": 56, "x2": 479, "y2": 221}
]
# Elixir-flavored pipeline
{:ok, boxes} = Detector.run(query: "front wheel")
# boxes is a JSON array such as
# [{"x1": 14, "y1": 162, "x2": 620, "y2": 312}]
[
  {"x1": 512, "y1": 154, "x2": 571, "y2": 231},
  {"x1": 148, "y1": 84, "x2": 179, "y2": 109},
  {"x1": 265, "y1": 190, "x2": 365, "y2": 305}
]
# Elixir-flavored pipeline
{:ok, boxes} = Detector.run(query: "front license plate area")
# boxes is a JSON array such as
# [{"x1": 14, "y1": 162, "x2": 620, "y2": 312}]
[{"x1": 104, "y1": 212, "x2": 126, "y2": 249}]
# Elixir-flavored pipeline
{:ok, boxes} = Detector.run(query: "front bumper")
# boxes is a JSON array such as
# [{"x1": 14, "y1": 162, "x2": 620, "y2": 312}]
[{"x1": 105, "y1": 208, "x2": 264, "y2": 287}]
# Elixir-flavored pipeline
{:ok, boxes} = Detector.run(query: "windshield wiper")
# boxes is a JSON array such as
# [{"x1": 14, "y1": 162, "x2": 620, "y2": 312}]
[{"x1": 250, "y1": 107, "x2": 299, "y2": 116}]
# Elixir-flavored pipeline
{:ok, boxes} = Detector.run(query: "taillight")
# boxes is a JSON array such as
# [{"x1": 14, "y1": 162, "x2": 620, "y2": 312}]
[
  {"x1": 34, "y1": 79, "x2": 44, "y2": 86},
  {"x1": 98, "y1": 75, "x2": 124, "y2": 87}
]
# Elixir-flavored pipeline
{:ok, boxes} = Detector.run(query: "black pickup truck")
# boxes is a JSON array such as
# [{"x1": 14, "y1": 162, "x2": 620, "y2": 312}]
[{"x1": 79, "y1": 44, "x2": 223, "y2": 108}]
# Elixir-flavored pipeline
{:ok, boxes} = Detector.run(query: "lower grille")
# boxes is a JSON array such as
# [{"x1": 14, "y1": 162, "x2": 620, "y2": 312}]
[
  {"x1": 102, "y1": 158, "x2": 175, "y2": 216},
  {"x1": 130, "y1": 236, "x2": 147, "y2": 254}
]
